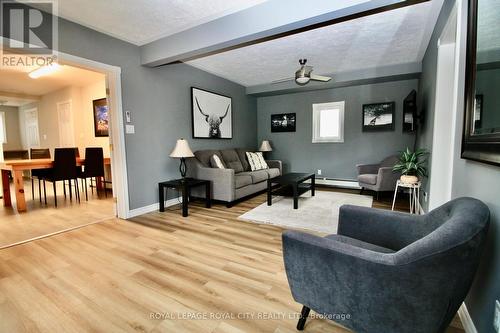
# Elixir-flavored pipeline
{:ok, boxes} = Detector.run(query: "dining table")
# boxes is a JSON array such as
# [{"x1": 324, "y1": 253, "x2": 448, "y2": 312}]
[{"x1": 0, "y1": 157, "x2": 111, "y2": 213}]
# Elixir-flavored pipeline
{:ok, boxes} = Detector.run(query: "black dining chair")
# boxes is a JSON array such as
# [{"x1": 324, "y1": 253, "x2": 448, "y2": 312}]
[
  {"x1": 43, "y1": 148, "x2": 80, "y2": 207},
  {"x1": 30, "y1": 148, "x2": 50, "y2": 202},
  {"x1": 78, "y1": 147, "x2": 106, "y2": 200}
]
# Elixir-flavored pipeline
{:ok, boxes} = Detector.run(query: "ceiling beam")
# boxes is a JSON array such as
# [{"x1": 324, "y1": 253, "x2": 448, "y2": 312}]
[
  {"x1": 246, "y1": 62, "x2": 422, "y2": 96},
  {"x1": 140, "y1": 0, "x2": 430, "y2": 67}
]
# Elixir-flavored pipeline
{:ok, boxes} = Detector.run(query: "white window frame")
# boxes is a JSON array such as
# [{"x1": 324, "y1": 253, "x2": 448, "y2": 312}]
[
  {"x1": 312, "y1": 101, "x2": 345, "y2": 143},
  {"x1": 0, "y1": 112, "x2": 6, "y2": 144}
]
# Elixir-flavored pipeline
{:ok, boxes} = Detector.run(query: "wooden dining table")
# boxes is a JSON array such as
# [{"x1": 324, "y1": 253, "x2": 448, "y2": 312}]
[{"x1": 0, "y1": 157, "x2": 111, "y2": 213}]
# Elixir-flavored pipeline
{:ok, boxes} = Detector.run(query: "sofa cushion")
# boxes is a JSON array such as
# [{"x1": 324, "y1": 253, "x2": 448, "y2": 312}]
[
  {"x1": 236, "y1": 148, "x2": 252, "y2": 171},
  {"x1": 358, "y1": 173, "x2": 377, "y2": 185},
  {"x1": 235, "y1": 174, "x2": 252, "y2": 189},
  {"x1": 325, "y1": 234, "x2": 395, "y2": 254},
  {"x1": 266, "y1": 168, "x2": 280, "y2": 179},
  {"x1": 195, "y1": 150, "x2": 222, "y2": 168},
  {"x1": 220, "y1": 149, "x2": 244, "y2": 173},
  {"x1": 245, "y1": 170, "x2": 269, "y2": 184}
]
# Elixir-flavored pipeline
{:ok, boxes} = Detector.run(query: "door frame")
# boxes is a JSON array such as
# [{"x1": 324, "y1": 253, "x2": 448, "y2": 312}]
[{"x1": 0, "y1": 38, "x2": 130, "y2": 219}]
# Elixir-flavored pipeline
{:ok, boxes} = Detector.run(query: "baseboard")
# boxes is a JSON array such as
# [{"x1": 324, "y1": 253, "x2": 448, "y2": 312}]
[
  {"x1": 458, "y1": 303, "x2": 478, "y2": 333},
  {"x1": 127, "y1": 197, "x2": 181, "y2": 218}
]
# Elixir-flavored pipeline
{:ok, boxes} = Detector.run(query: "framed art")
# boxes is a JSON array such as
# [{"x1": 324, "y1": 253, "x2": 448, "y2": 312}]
[
  {"x1": 92, "y1": 98, "x2": 109, "y2": 137},
  {"x1": 191, "y1": 87, "x2": 232, "y2": 139},
  {"x1": 362, "y1": 102, "x2": 395, "y2": 132},
  {"x1": 271, "y1": 113, "x2": 296, "y2": 132}
]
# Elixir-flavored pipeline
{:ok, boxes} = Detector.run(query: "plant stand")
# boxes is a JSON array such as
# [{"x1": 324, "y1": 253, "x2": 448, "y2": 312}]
[{"x1": 392, "y1": 180, "x2": 421, "y2": 214}]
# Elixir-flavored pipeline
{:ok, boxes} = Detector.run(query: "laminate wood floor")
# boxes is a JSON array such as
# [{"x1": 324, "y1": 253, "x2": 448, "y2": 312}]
[
  {"x1": 0, "y1": 188, "x2": 463, "y2": 332},
  {"x1": 0, "y1": 179, "x2": 114, "y2": 248}
]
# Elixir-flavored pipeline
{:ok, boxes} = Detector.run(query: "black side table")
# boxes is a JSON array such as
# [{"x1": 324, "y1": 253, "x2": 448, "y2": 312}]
[{"x1": 158, "y1": 178, "x2": 211, "y2": 217}]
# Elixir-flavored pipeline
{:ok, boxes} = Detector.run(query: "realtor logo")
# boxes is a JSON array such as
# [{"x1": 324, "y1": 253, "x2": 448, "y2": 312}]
[{"x1": 1, "y1": 0, "x2": 58, "y2": 66}]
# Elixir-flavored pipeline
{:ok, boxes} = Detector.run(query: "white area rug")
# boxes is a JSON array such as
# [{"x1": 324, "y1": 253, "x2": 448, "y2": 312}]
[{"x1": 239, "y1": 191, "x2": 373, "y2": 234}]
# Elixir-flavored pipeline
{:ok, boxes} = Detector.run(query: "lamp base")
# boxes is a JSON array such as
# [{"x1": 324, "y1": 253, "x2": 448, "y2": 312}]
[{"x1": 179, "y1": 157, "x2": 187, "y2": 179}]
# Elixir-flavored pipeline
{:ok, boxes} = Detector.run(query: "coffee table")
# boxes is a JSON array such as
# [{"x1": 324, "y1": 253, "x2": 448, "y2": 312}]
[{"x1": 267, "y1": 173, "x2": 315, "y2": 209}]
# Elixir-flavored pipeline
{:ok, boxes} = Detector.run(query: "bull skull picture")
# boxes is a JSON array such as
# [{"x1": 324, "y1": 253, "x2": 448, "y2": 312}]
[{"x1": 192, "y1": 87, "x2": 232, "y2": 139}]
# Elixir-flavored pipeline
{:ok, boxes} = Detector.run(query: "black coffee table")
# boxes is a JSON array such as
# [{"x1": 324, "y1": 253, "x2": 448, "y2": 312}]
[
  {"x1": 158, "y1": 178, "x2": 211, "y2": 217},
  {"x1": 267, "y1": 173, "x2": 315, "y2": 209}
]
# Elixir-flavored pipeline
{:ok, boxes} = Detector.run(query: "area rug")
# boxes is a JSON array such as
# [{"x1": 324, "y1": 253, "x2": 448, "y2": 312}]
[{"x1": 238, "y1": 191, "x2": 373, "y2": 234}]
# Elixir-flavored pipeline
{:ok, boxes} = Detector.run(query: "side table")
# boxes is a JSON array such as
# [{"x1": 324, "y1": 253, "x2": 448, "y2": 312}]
[
  {"x1": 159, "y1": 178, "x2": 211, "y2": 217},
  {"x1": 391, "y1": 180, "x2": 421, "y2": 214}
]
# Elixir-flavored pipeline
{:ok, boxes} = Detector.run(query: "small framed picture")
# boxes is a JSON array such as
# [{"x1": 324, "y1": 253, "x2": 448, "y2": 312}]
[
  {"x1": 191, "y1": 87, "x2": 232, "y2": 139},
  {"x1": 92, "y1": 98, "x2": 109, "y2": 137},
  {"x1": 362, "y1": 102, "x2": 395, "y2": 132},
  {"x1": 271, "y1": 113, "x2": 296, "y2": 132}
]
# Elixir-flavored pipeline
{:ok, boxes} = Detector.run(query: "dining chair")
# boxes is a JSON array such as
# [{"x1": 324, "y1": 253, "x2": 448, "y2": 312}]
[
  {"x1": 30, "y1": 148, "x2": 50, "y2": 202},
  {"x1": 43, "y1": 148, "x2": 80, "y2": 207},
  {"x1": 78, "y1": 147, "x2": 106, "y2": 200}
]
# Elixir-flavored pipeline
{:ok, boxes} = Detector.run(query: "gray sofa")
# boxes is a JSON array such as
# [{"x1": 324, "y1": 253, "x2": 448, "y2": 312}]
[
  {"x1": 283, "y1": 197, "x2": 490, "y2": 333},
  {"x1": 186, "y1": 148, "x2": 282, "y2": 206},
  {"x1": 357, "y1": 155, "x2": 400, "y2": 196}
]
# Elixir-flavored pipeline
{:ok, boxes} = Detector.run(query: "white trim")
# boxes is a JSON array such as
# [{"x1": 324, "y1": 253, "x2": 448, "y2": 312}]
[
  {"x1": 312, "y1": 101, "x2": 345, "y2": 143},
  {"x1": 127, "y1": 197, "x2": 182, "y2": 218},
  {"x1": 314, "y1": 178, "x2": 360, "y2": 189},
  {"x1": 458, "y1": 303, "x2": 478, "y2": 333},
  {"x1": 0, "y1": 37, "x2": 129, "y2": 219}
]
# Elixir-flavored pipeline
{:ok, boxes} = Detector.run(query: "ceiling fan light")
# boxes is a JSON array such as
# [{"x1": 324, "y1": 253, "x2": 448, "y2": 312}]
[{"x1": 295, "y1": 76, "x2": 310, "y2": 85}]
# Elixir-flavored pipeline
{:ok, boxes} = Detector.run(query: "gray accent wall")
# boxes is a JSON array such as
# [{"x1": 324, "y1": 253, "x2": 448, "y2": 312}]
[
  {"x1": 37, "y1": 16, "x2": 257, "y2": 209},
  {"x1": 418, "y1": 1, "x2": 500, "y2": 332},
  {"x1": 256, "y1": 79, "x2": 418, "y2": 180}
]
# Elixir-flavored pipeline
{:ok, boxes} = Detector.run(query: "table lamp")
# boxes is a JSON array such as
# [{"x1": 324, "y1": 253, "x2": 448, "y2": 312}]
[
  {"x1": 169, "y1": 139, "x2": 194, "y2": 180},
  {"x1": 259, "y1": 140, "x2": 272, "y2": 158}
]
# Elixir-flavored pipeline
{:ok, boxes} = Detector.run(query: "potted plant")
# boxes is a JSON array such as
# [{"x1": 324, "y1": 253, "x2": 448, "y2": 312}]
[{"x1": 393, "y1": 148, "x2": 428, "y2": 184}]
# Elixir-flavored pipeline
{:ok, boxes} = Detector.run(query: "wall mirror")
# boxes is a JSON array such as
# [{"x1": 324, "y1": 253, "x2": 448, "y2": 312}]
[{"x1": 462, "y1": 0, "x2": 500, "y2": 165}]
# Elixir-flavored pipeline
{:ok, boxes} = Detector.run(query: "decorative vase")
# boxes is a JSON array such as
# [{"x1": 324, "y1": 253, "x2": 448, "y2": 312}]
[{"x1": 401, "y1": 175, "x2": 419, "y2": 184}]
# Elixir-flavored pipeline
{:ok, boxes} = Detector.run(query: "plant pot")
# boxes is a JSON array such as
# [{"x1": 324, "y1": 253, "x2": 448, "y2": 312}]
[{"x1": 400, "y1": 175, "x2": 419, "y2": 184}]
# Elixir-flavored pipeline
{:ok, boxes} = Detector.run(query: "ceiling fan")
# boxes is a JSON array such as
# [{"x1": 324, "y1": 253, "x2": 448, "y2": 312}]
[{"x1": 272, "y1": 59, "x2": 332, "y2": 86}]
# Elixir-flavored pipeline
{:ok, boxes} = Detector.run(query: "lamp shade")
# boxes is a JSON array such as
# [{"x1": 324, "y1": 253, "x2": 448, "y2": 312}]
[
  {"x1": 169, "y1": 139, "x2": 195, "y2": 158},
  {"x1": 259, "y1": 140, "x2": 272, "y2": 152}
]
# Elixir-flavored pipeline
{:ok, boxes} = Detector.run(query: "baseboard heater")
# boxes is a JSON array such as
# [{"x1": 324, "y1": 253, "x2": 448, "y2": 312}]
[{"x1": 305, "y1": 177, "x2": 361, "y2": 190}]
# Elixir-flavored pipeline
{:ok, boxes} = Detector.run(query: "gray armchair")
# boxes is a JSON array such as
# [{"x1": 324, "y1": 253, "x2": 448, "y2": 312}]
[
  {"x1": 282, "y1": 197, "x2": 489, "y2": 333},
  {"x1": 357, "y1": 155, "x2": 400, "y2": 197}
]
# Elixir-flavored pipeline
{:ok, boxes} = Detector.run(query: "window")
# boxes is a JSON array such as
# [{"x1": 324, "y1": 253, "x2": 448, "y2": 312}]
[
  {"x1": 0, "y1": 112, "x2": 6, "y2": 144},
  {"x1": 312, "y1": 101, "x2": 345, "y2": 143}
]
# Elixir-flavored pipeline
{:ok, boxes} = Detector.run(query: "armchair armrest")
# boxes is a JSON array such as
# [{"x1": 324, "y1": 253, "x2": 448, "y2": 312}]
[
  {"x1": 338, "y1": 205, "x2": 425, "y2": 251},
  {"x1": 356, "y1": 163, "x2": 380, "y2": 175},
  {"x1": 266, "y1": 160, "x2": 282, "y2": 175},
  {"x1": 376, "y1": 167, "x2": 401, "y2": 191},
  {"x1": 282, "y1": 230, "x2": 397, "y2": 315}
]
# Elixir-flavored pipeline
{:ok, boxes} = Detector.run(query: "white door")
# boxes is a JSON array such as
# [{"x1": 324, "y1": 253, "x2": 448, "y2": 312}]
[
  {"x1": 24, "y1": 108, "x2": 40, "y2": 149},
  {"x1": 57, "y1": 100, "x2": 75, "y2": 147}
]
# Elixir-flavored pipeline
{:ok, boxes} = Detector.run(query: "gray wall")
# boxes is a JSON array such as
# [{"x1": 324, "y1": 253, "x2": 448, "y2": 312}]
[
  {"x1": 33, "y1": 15, "x2": 257, "y2": 209},
  {"x1": 256, "y1": 80, "x2": 418, "y2": 180},
  {"x1": 418, "y1": 1, "x2": 500, "y2": 332},
  {"x1": 0, "y1": 106, "x2": 22, "y2": 151}
]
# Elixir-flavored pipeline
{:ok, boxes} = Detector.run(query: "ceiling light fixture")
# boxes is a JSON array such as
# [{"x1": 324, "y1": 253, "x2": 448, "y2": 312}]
[{"x1": 28, "y1": 63, "x2": 62, "y2": 79}]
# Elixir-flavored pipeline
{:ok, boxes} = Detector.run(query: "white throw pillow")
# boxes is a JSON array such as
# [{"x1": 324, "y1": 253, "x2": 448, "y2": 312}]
[
  {"x1": 246, "y1": 152, "x2": 268, "y2": 171},
  {"x1": 210, "y1": 154, "x2": 225, "y2": 169}
]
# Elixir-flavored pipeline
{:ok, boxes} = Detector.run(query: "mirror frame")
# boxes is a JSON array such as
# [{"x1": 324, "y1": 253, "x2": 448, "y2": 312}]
[{"x1": 462, "y1": 0, "x2": 500, "y2": 166}]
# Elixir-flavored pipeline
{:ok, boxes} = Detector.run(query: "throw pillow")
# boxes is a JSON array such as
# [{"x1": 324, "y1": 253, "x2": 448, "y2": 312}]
[
  {"x1": 246, "y1": 152, "x2": 268, "y2": 171},
  {"x1": 210, "y1": 154, "x2": 226, "y2": 169}
]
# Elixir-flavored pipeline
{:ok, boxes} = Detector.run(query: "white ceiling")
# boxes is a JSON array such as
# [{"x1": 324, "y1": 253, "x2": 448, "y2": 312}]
[
  {"x1": 187, "y1": 1, "x2": 442, "y2": 87},
  {"x1": 54, "y1": 0, "x2": 267, "y2": 46},
  {"x1": 0, "y1": 65, "x2": 105, "y2": 106}
]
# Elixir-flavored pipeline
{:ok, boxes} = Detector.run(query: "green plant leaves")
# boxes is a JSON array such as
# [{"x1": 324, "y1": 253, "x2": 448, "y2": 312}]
[{"x1": 393, "y1": 147, "x2": 429, "y2": 178}]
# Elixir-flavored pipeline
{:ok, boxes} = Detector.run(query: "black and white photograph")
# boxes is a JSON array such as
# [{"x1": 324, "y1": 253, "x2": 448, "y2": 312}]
[
  {"x1": 271, "y1": 113, "x2": 296, "y2": 132},
  {"x1": 191, "y1": 87, "x2": 232, "y2": 139},
  {"x1": 362, "y1": 102, "x2": 395, "y2": 131}
]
